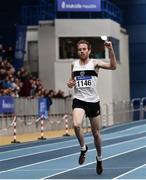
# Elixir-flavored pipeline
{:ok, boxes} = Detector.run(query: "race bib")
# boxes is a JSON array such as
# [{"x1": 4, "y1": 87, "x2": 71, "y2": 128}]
[{"x1": 76, "y1": 76, "x2": 92, "y2": 88}]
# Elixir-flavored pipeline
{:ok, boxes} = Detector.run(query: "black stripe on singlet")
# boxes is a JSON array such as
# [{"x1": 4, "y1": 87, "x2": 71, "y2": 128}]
[{"x1": 73, "y1": 70, "x2": 98, "y2": 77}]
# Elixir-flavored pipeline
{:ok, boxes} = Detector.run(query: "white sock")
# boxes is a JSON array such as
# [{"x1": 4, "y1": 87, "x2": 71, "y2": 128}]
[
  {"x1": 81, "y1": 145, "x2": 86, "y2": 151},
  {"x1": 97, "y1": 155, "x2": 102, "y2": 161}
]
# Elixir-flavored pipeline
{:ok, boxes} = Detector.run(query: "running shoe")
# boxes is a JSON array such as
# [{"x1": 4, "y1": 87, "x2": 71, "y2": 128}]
[
  {"x1": 78, "y1": 145, "x2": 88, "y2": 165},
  {"x1": 96, "y1": 157, "x2": 103, "y2": 175}
]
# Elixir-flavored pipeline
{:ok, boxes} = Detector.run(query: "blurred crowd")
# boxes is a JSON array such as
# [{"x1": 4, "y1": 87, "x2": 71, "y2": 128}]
[{"x1": 0, "y1": 43, "x2": 68, "y2": 99}]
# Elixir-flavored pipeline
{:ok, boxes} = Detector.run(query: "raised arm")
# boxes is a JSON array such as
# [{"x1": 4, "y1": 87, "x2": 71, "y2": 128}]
[{"x1": 95, "y1": 41, "x2": 117, "y2": 70}]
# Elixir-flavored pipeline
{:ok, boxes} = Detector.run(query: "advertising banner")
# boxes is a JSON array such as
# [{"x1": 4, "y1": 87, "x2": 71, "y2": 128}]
[
  {"x1": 38, "y1": 98, "x2": 48, "y2": 118},
  {"x1": 0, "y1": 96, "x2": 14, "y2": 113},
  {"x1": 14, "y1": 25, "x2": 27, "y2": 71},
  {"x1": 57, "y1": 0, "x2": 101, "y2": 12}
]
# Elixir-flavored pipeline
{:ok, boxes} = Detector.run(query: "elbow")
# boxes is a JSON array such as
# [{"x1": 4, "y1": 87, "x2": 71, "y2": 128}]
[{"x1": 111, "y1": 65, "x2": 117, "y2": 70}]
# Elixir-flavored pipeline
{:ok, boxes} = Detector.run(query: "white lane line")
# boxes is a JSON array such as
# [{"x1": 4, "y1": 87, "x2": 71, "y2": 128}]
[
  {"x1": 0, "y1": 137, "x2": 95, "y2": 155},
  {"x1": 41, "y1": 146, "x2": 146, "y2": 179},
  {"x1": 0, "y1": 144, "x2": 79, "y2": 162},
  {"x1": 102, "y1": 119, "x2": 146, "y2": 132},
  {"x1": 1, "y1": 124, "x2": 146, "y2": 161},
  {"x1": 0, "y1": 133, "x2": 145, "y2": 162},
  {"x1": 104, "y1": 124, "x2": 146, "y2": 134},
  {"x1": 1, "y1": 121, "x2": 146, "y2": 155},
  {"x1": 1, "y1": 136, "x2": 146, "y2": 175},
  {"x1": 102, "y1": 124, "x2": 146, "y2": 139},
  {"x1": 103, "y1": 130, "x2": 146, "y2": 142},
  {"x1": 112, "y1": 164, "x2": 146, "y2": 180},
  {"x1": 0, "y1": 138, "x2": 80, "y2": 154}
]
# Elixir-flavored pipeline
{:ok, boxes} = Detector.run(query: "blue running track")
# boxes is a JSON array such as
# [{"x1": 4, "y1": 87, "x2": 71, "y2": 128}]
[{"x1": 0, "y1": 119, "x2": 146, "y2": 179}]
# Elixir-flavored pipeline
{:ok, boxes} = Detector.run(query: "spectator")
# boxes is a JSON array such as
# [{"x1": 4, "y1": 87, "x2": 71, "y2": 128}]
[
  {"x1": 44, "y1": 90, "x2": 53, "y2": 113},
  {"x1": 0, "y1": 44, "x2": 6, "y2": 60},
  {"x1": 19, "y1": 76, "x2": 32, "y2": 97},
  {"x1": 56, "y1": 89, "x2": 65, "y2": 98},
  {"x1": 0, "y1": 43, "x2": 67, "y2": 99},
  {"x1": 5, "y1": 46, "x2": 14, "y2": 63}
]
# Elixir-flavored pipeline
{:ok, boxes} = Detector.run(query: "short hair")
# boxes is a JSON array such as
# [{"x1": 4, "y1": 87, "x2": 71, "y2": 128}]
[{"x1": 77, "y1": 40, "x2": 91, "y2": 50}]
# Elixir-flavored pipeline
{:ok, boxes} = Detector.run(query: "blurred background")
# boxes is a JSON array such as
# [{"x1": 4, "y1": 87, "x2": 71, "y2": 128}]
[
  {"x1": 1, "y1": 0, "x2": 145, "y2": 98},
  {"x1": 0, "y1": 0, "x2": 146, "y2": 140}
]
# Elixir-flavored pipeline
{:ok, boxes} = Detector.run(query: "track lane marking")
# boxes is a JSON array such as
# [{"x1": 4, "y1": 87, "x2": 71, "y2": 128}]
[
  {"x1": 0, "y1": 136, "x2": 146, "y2": 177},
  {"x1": 1, "y1": 125, "x2": 146, "y2": 161},
  {"x1": 112, "y1": 164, "x2": 146, "y2": 179}
]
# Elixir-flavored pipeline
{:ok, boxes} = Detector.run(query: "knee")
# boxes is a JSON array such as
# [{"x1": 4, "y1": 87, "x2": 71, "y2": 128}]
[
  {"x1": 92, "y1": 130, "x2": 100, "y2": 139},
  {"x1": 73, "y1": 123, "x2": 80, "y2": 129}
]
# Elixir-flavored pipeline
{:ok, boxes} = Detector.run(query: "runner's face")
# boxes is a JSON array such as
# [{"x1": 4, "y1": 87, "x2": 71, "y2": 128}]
[{"x1": 77, "y1": 43, "x2": 91, "y2": 61}]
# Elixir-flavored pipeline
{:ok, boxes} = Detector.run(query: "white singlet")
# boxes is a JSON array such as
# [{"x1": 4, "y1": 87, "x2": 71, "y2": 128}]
[{"x1": 72, "y1": 59, "x2": 100, "y2": 103}]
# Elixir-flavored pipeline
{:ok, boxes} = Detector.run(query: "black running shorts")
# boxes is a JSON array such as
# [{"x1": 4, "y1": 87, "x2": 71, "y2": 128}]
[{"x1": 72, "y1": 98, "x2": 100, "y2": 118}]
